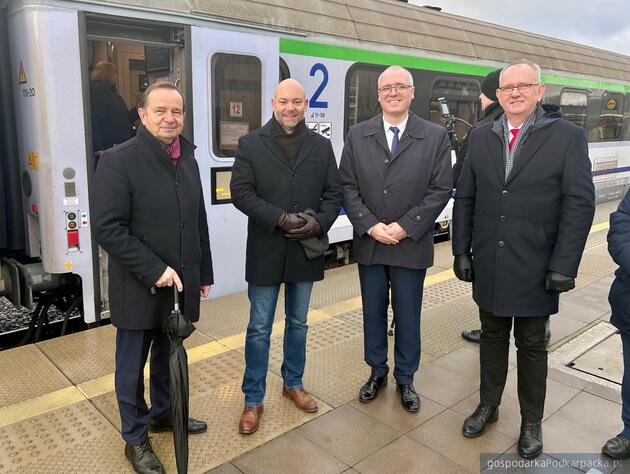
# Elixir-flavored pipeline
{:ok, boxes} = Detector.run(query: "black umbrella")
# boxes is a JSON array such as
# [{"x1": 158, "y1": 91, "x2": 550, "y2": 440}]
[{"x1": 162, "y1": 286, "x2": 195, "y2": 474}]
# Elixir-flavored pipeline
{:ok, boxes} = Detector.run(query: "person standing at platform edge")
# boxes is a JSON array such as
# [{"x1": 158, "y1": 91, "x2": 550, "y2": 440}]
[
  {"x1": 230, "y1": 79, "x2": 342, "y2": 434},
  {"x1": 452, "y1": 59, "x2": 594, "y2": 458},
  {"x1": 92, "y1": 82, "x2": 213, "y2": 474},
  {"x1": 602, "y1": 190, "x2": 630, "y2": 460},
  {"x1": 339, "y1": 65, "x2": 452, "y2": 412}
]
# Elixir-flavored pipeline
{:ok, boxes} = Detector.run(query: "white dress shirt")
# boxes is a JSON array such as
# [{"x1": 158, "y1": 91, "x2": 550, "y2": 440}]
[{"x1": 383, "y1": 115, "x2": 409, "y2": 152}]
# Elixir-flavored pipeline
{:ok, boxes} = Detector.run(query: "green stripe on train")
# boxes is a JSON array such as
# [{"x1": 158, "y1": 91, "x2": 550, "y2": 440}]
[{"x1": 280, "y1": 38, "x2": 630, "y2": 93}]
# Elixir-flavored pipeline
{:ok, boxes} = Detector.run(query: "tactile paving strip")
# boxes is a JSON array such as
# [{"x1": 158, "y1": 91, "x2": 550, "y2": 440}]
[
  {"x1": 584, "y1": 229, "x2": 608, "y2": 250},
  {"x1": 0, "y1": 345, "x2": 71, "y2": 408},
  {"x1": 0, "y1": 400, "x2": 129, "y2": 474},
  {"x1": 578, "y1": 248, "x2": 617, "y2": 279},
  {"x1": 309, "y1": 271, "x2": 362, "y2": 309},
  {"x1": 196, "y1": 291, "x2": 285, "y2": 340}
]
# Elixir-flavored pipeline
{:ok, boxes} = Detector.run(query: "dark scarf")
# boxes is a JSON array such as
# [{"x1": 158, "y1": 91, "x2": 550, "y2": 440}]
[{"x1": 270, "y1": 114, "x2": 308, "y2": 168}]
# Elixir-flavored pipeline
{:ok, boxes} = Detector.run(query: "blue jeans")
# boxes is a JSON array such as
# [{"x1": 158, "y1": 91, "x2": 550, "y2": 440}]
[{"x1": 241, "y1": 282, "x2": 313, "y2": 406}]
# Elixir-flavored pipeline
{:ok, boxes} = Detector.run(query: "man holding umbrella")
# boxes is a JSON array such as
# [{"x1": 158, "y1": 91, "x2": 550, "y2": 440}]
[{"x1": 92, "y1": 81, "x2": 213, "y2": 474}]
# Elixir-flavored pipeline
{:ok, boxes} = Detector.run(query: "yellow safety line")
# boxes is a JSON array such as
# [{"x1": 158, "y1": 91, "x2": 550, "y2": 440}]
[{"x1": 0, "y1": 219, "x2": 612, "y2": 428}]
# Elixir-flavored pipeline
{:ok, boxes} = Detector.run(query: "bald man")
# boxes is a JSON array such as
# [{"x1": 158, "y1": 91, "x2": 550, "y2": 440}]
[{"x1": 231, "y1": 79, "x2": 342, "y2": 434}]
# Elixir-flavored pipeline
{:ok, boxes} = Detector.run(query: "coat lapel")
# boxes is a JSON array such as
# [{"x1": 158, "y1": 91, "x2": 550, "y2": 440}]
[
  {"x1": 391, "y1": 114, "x2": 425, "y2": 161},
  {"x1": 505, "y1": 127, "x2": 550, "y2": 185},
  {"x1": 362, "y1": 114, "x2": 389, "y2": 156},
  {"x1": 488, "y1": 131, "x2": 505, "y2": 184},
  {"x1": 294, "y1": 131, "x2": 318, "y2": 169},
  {"x1": 259, "y1": 121, "x2": 293, "y2": 171}
]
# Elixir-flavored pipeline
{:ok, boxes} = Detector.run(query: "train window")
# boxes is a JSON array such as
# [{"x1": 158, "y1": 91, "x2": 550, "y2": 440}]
[
  {"x1": 211, "y1": 53, "x2": 262, "y2": 158},
  {"x1": 211, "y1": 167, "x2": 232, "y2": 204},
  {"x1": 429, "y1": 78, "x2": 480, "y2": 139},
  {"x1": 345, "y1": 64, "x2": 386, "y2": 135},
  {"x1": 279, "y1": 58, "x2": 290, "y2": 81},
  {"x1": 560, "y1": 90, "x2": 587, "y2": 129},
  {"x1": 599, "y1": 92, "x2": 624, "y2": 140}
]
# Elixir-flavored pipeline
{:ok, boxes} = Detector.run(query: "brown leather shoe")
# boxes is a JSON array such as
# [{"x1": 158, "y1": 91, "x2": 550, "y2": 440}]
[
  {"x1": 239, "y1": 405, "x2": 263, "y2": 435},
  {"x1": 282, "y1": 387, "x2": 318, "y2": 413}
]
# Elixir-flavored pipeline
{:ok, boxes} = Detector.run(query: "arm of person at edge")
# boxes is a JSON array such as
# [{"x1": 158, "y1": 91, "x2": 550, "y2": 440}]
[
  {"x1": 230, "y1": 135, "x2": 285, "y2": 234},
  {"x1": 608, "y1": 190, "x2": 630, "y2": 275},
  {"x1": 197, "y1": 163, "x2": 214, "y2": 297},
  {"x1": 546, "y1": 127, "x2": 595, "y2": 291},
  {"x1": 393, "y1": 128, "x2": 453, "y2": 243},
  {"x1": 339, "y1": 130, "x2": 398, "y2": 245},
  {"x1": 451, "y1": 128, "x2": 477, "y2": 281},
  {"x1": 91, "y1": 148, "x2": 169, "y2": 290}
]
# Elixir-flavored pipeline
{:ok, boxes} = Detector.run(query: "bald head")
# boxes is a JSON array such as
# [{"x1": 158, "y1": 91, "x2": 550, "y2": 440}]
[
  {"x1": 378, "y1": 66, "x2": 414, "y2": 89},
  {"x1": 272, "y1": 78, "x2": 308, "y2": 134}
]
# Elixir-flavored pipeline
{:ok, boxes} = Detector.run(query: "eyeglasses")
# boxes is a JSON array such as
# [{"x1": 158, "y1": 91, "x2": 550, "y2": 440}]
[
  {"x1": 498, "y1": 83, "x2": 540, "y2": 94},
  {"x1": 378, "y1": 84, "x2": 413, "y2": 94}
]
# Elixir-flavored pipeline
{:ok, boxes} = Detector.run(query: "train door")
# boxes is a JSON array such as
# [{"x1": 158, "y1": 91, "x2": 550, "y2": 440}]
[
  {"x1": 190, "y1": 27, "x2": 278, "y2": 297},
  {"x1": 82, "y1": 16, "x2": 187, "y2": 319}
]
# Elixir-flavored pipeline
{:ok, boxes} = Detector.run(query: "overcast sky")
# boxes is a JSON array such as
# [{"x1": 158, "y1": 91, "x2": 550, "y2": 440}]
[{"x1": 408, "y1": 0, "x2": 630, "y2": 56}]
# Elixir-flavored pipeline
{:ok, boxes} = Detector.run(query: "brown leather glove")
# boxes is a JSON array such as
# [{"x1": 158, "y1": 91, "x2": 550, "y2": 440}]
[
  {"x1": 286, "y1": 212, "x2": 322, "y2": 240},
  {"x1": 277, "y1": 212, "x2": 306, "y2": 232}
]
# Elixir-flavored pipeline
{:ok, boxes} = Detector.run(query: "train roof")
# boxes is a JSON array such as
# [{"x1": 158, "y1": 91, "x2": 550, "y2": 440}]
[{"x1": 10, "y1": 0, "x2": 630, "y2": 83}]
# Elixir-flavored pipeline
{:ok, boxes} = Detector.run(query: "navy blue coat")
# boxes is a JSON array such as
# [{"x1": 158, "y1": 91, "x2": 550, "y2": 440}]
[{"x1": 609, "y1": 191, "x2": 630, "y2": 332}]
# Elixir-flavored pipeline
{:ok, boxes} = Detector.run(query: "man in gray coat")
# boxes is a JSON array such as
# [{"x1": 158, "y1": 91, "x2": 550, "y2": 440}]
[
  {"x1": 453, "y1": 60, "x2": 594, "y2": 458},
  {"x1": 340, "y1": 65, "x2": 452, "y2": 412}
]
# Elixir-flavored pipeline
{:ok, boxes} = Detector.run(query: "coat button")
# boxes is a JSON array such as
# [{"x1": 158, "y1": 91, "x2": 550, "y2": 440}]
[
  {"x1": 501, "y1": 190, "x2": 508, "y2": 195},
  {"x1": 175, "y1": 182, "x2": 180, "y2": 187},
  {"x1": 498, "y1": 240, "x2": 505, "y2": 247},
  {"x1": 180, "y1": 222, "x2": 185, "y2": 229},
  {"x1": 292, "y1": 203, "x2": 298, "y2": 208},
  {"x1": 383, "y1": 189, "x2": 388, "y2": 194},
  {"x1": 358, "y1": 212, "x2": 363, "y2": 217},
  {"x1": 384, "y1": 159, "x2": 390, "y2": 164},
  {"x1": 416, "y1": 215, "x2": 421, "y2": 221},
  {"x1": 499, "y1": 215, "x2": 506, "y2": 222}
]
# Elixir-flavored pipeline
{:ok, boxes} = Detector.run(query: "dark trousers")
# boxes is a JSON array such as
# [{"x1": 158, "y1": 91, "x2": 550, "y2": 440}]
[
  {"x1": 115, "y1": 328, "x2": 170, "y2": 445},
  {"x1": 620, "y1": 331, "x2": 630, "y2": 439},
  {"x1": 358, "y1": 263, "x2": 426, "y2": 384},
  {"x1": 479, "y1": 309, "x2": 548, "y2": 422}
]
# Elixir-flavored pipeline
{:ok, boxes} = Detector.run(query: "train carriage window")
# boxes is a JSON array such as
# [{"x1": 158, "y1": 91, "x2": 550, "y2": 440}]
[
  {"x1": 211, "y1": 53, "x2": 262, "y2": 158},
  {"x1": 429, "y1": 77, "x2": 480, "y2": 139},
  {"x1": 560, "y1": 89, "x2": 587, "y2": 129},
  {"x1": 345, "y1": 64, "x2": 386, "y2": 135},
  {"x1": 599, "y1": 92, "x2": 624, "y2": 140}
]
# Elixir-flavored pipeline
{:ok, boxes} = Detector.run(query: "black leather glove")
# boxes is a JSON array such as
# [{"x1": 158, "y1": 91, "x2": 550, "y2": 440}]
[
  {"x1": 545, "y1": 271, "x2": 575, "y2": 293},
  {"x1": 277, "y1": 212, "x2": 306, "y2": 232},
  {"x1": 454, "y1": 254, "x2": 473, "y2": 282},
  {"x1": 286, "y1": 212, "x2": 322, "y2": 240}
]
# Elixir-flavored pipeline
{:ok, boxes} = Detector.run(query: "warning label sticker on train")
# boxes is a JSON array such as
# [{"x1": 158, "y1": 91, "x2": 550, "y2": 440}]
[
  {"x1": 18, "y1": 61, "x2": 27, "y2": 84},
  {"x1": 27, "y1": 151, "x2": 39, "y2": 171}
]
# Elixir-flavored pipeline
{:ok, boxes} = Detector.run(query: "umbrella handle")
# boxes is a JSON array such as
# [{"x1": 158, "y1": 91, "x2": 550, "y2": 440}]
[{"x1": 174, "y1": 286, "x2": 180, "y2": 311}]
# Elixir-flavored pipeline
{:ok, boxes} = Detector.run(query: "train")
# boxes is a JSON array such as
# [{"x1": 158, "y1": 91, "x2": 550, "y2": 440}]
[{"x1": 0, "y1": 0, "x2": 629, "y2": 341}]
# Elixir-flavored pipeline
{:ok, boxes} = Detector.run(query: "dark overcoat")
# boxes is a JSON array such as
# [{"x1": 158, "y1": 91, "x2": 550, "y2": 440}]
[
  {"x1": 89, "y1": 80, "x2": 133, "y2": 155},
  {"x1": 452, "y1": 105, "x2": 595, "y2": 317},
  {"x1": 339, "y1": 113, "x2": 453, "y2": 269},
  {"x1": 92, "y1": 125, "x2": 213, "y2": 329},
  {"x1": 230, "y1": 119, "x2": 342, "y2": 285},
  {"x1": 608, "y1": 191, "x2": 630, "y2": 332}
]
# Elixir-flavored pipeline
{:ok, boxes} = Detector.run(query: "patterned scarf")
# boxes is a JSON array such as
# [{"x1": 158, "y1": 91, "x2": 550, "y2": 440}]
[
  {"x1": 502, "y1": 111, "x2": 536, "y2": 181},
  {"x1": 164, "y1": 136, "x2": 181, "y2": 166}
]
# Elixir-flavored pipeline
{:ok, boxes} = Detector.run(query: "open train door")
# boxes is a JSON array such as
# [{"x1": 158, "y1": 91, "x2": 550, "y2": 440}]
[{"x1": 190, "y1": 27, "x2": 278, "y2": 297}]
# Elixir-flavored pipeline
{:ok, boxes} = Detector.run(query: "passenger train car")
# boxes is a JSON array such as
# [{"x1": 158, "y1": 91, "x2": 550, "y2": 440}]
[{"x1": 0, "y1": 0, "x2": 629, "y2": 332}]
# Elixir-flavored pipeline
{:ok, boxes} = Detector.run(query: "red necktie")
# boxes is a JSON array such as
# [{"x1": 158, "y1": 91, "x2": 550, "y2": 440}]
[{"x1": 508, "y1": 128, "x2": 520, "y2": 151}]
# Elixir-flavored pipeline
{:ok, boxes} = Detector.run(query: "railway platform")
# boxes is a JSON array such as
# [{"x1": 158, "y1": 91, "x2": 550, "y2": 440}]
[{"x1": 0, "y1": 200, "x2": 627, "y2": 474}]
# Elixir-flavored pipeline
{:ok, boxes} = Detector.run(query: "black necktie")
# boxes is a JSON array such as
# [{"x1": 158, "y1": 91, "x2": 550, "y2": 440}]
[{"x1": 390, "y1": 126, "x2": 399, "y2": 154}]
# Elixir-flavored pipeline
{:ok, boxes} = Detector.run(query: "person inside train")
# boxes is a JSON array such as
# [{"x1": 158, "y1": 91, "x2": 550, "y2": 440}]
[
  {"x1": 453, "y1": 59, "x2": 595, "y2": 459},
  {"x1": 602, "y1": 189, "x2": 630, "y2": 460},
  {"x1": 92, "y1": 82, "x2": 213, "y2": 474},
  {"x1": 339, "y1": 65, "x2": 452, "y2": 413},
  {"x1": 458, "y1": 68, "x2": 551, "y2": 346},
  {"x1": 230, "y1": 78, "x2": 342, "y2": 434},
  {"x1": 89, "y1": 60, "x2": 134, "y2": 169}
]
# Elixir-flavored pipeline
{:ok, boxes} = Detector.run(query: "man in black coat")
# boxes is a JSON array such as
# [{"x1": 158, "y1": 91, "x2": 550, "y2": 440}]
[
  {"x1": 230, "y1": 79, "x2": 342, "y2": 434},
  {"x1": 92, "y1": 82, "x2": 213, "y2": 474},
  {"x1": 602, "y1": 191, "x2": 630, "y2": 459},
  {"x1": 340, "y1": 66, "x2": 452, "y2": 413},
  {"x1": 452, "y1": 60, "x2": 594, "y2": 458}
]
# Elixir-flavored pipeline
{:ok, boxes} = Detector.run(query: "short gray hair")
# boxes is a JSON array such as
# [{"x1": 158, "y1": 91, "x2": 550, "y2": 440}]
[
  {"x1": 500, "y1": 59, "x2": 542, "y2": 84},
  {"x1": 378, "y1": 65, "x2": 414, "y2": 87}
]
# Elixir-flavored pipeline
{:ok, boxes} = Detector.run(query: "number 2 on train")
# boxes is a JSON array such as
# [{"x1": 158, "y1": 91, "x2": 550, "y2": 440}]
[{"x1": 309, "y1": 63, "x2": 328, "y2": 108}]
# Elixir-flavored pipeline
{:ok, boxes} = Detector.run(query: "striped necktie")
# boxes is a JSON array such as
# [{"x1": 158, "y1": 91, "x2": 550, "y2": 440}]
[{"x1": 508, "y1": 128, "x2": 520, "y2": 151}]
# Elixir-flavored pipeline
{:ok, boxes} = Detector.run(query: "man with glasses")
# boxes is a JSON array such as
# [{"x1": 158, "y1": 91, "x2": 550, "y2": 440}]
[
  {"x1": 452, "y1": 59, "x2": 594, "y2": 458},
  {"x1": 340, "y1": 65, "x2": 452, "y2": 412}
]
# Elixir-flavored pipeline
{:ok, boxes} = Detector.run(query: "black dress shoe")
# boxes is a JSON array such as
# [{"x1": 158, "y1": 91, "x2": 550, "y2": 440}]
[
  {"x1": 124, "y1": 440, "x2": 165, "y2": 474},
  {"x1": 462, "y1": 404, "x2": 498, "y2": 438},
  {"x1": 359, "y1": 372, "x2": 388, "y2": 402},
  {"x1": 602, "y1": 435, "x2": 630, "y2": 459},
  {"x1": 461, "y1": 329, "x2": 481, "y2": 343},
  {"x1": 396, "y1": 383, "x2": 421, "y2": 412},
  {"x1": 149, "y1": 416, "x2": 208, "y2": 434},
  {"x1": 518, "y1": 421, "x2": 543, "y2": 459}
]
